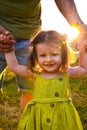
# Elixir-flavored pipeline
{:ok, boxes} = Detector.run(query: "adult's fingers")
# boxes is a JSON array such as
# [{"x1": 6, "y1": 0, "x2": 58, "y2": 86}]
[{"x1": 0, "y1": 40, "x2": 16, "y2": 52}]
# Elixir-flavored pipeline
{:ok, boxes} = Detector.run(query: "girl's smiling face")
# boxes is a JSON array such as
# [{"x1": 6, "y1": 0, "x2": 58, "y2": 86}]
[{"x1": 36, "y1": 42, "x2": 62, "y2": 73}]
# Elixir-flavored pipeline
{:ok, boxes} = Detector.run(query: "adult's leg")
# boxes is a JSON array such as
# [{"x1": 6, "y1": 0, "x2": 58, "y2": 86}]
[
  {"x1": 0, "y1": 53, "x2": 7, "y2": 90},
  {"x1": 14, "y1": 38, "x2": 33, "y2": 111},
  {"x1": 20, "y1": 93, "x2": 32, "y2": 112}
]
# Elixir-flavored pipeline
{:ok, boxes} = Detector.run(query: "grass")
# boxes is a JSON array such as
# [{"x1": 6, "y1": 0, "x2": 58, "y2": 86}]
[
  {"x1": 70, "y1": 77, "x2": 87, "y2": 130},
  {"x1": 0, "y1": 68, "x2": 87, "y2": 130},
  {"x1": 0, "y1": 68, "x2": 21, "y2": 130}
]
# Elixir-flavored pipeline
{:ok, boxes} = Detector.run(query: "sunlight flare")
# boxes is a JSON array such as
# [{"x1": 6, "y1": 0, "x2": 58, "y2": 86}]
[{"x1": 67, "y1": 26, "x2": 80, "y2": 40}]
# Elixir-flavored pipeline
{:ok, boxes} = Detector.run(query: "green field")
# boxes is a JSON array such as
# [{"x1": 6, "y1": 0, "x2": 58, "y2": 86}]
[{"x1": 0, "y1": 68, "x2": 87, "y2": 130}]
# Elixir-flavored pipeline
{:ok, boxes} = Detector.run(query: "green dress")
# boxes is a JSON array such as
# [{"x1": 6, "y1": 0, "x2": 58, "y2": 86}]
[{"x1": 18, "y1": 73, "x2": 83, "y2": 130}]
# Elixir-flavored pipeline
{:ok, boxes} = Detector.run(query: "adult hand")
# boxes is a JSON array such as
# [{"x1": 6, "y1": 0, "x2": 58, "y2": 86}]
[
  {"x1": 0, "y1": 26, "x2": 16, "y2": 53},
  {"x1": 0, "y1": 39, "x2": 16, "y2": 52},
  {"x1": 74, "y1": 24, "x2": 87, "y2": 48}
]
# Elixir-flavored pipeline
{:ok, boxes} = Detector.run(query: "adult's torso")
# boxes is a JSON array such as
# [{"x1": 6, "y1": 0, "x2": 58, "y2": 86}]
[{"x1": 0, "y1": 0, "x2": 41, "y2": 39}]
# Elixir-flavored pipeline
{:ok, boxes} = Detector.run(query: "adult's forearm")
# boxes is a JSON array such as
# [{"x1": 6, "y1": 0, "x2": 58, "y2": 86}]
[{"x1": 54, "y1": 0, "x2": 83, "y2": 25}]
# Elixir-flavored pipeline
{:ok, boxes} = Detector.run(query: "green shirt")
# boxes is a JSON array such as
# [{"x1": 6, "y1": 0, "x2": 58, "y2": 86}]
[{"x1": 0, "y1": 0, "x2": 41, "y2": 39}]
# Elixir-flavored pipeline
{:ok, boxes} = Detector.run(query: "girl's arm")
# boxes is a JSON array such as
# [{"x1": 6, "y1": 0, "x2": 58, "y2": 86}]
[
  {"x1": 68, "y1": 41, "x2": 87, "y2": 78},
  {"x1": 5, "y1": 51, "x2": 35, "y2": 78}
]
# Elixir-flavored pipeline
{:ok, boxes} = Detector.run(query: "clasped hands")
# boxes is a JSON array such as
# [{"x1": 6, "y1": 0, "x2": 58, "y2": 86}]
[{"x1": 0, "y1": 26, "x2": 16, "y2": 53}]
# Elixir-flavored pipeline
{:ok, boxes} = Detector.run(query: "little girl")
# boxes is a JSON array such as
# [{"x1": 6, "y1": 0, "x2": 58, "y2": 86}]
[{"x1": 5, "y1": 30, "x2": 87, "y2": 130}]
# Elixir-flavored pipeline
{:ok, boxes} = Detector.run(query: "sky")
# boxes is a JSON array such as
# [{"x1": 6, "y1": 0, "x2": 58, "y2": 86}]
[{"x1": 41, "y1": 0, "x2": 87, "y2": 35}]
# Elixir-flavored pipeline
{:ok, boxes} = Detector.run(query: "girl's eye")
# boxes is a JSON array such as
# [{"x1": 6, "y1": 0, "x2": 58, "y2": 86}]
[
  {"x1": 40, "y1": 54, "x2": 46, "y2": 57},
  {"x1": 52, "y1": 53, "x2": 58, "y2": 56}
]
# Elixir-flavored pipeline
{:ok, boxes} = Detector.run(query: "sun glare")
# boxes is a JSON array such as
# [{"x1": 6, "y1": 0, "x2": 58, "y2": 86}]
[
  {"x1": 41, "y1": 0, "x2": 80, "y2": 41},
  {"x1": 67, "y1": 27, "x2": 80, "y2": 40}
]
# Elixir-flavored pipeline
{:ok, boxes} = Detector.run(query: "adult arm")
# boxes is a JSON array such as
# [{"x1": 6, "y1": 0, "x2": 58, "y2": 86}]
[
  {"x1": 54, "y1": 0, "x2": 83, "y2": 25},
  {"x1": 54, "y1": 0, "x2": 87, "y2": 48}
]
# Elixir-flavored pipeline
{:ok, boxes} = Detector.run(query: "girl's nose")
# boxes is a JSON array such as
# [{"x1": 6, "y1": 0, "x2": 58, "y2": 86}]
[{"x1": 46, "y1": 55, "x2": 52, "y2": 62}]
